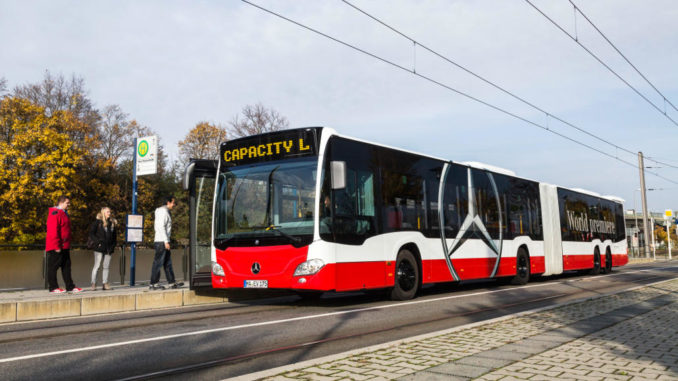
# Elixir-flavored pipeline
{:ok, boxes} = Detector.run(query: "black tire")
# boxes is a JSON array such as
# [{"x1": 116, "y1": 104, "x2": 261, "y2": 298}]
[
  {"x1": 589, "y1": 249, "x2": 601, "y2": 275},
  {"x1": 510, "y1": 248, "x2": 530, "y2": 285},
  {"x1": 390, "y1": 249, "x2": 419, "y2": 301},
  {"x1": 604, "y1": 248, "x2": 612, "y2": 274}
]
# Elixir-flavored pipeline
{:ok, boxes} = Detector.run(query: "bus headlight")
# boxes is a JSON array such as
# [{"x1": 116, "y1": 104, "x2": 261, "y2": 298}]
[
  {"x1": 294, "y1": 259, "x2": 325, "y2": 276},
  {"x1": 212, "y1": 262, "x2": 225, "y2": 277}
]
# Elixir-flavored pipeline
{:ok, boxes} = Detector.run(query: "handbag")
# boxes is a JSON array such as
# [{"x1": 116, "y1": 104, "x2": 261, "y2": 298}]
[{"x1": 86, "y1": 236, "x2": 97, "y2": 250}]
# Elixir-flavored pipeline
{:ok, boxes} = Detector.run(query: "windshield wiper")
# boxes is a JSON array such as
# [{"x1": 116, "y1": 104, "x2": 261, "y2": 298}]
[
  {"x1": 214, "y1": 237, "x2": 233, "y2": 248},
  {"x1": 264, "y1": 225, "x2": 301, "y2": 244}
]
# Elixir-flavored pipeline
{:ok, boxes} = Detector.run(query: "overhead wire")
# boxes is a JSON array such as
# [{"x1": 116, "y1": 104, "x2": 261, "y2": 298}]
[
  {"x1": 524, "y1": 0, "x2": 678, "y2": 129},
  {"x1": 341, "y1": 0, "x2": 678, "y2": 171},
  {"x1": 568, "y1": 0, "x2": 678, "y2": 115},
  {"x1": 240, "y1": 0, "x2": 678, "y2": 186},
  {"x1": 342, "y1": 0, "x2": 678, "y2": 173}
]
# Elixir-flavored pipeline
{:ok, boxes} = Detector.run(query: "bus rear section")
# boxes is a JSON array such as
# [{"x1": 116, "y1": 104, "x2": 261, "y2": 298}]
[
  {"x1": 556, "y1": 187, "x2": 628, "y2": 274},
  {"x1": 539, "y1": 184, "x2": 628, "y2": 276}
]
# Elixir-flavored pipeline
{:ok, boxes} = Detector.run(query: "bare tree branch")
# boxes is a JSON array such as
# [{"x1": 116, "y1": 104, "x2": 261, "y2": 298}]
[
  {"x1": 229, "y1": 103, "x2": 289, "y2": 138},
  {"x1": 13, "y1": 71, "x2": 100, "y2": 145},
  {"x1": 97, "y1": 105, "x2": 132, "y2": 165}
]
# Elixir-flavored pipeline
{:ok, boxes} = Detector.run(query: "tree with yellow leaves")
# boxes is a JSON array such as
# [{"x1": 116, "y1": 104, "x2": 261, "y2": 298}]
[
  {"x1": 0, "y1": 97, "x2": 89, "y2": 243},
  {"x1": 178, "y1": 122, "x2": 227, "y2": 164},
  {"x1": 2, "y1": 73, "x2": 187, "y2": 246}
]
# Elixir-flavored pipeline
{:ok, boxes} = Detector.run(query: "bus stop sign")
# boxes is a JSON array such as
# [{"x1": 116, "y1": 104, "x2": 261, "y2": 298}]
[{"x1": 136, "y1": 135, "x2": 158, "y2": 176}]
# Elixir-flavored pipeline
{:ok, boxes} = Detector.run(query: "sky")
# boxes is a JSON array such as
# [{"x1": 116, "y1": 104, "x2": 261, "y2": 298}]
[{"x1": 2, "y1": 0, "x2": 678, "y2": 212}]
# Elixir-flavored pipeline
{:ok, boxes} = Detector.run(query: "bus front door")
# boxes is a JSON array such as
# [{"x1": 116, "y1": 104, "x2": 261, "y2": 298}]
[{"x1": 183, "y1": 159, "x2": 218, "y2": 289}]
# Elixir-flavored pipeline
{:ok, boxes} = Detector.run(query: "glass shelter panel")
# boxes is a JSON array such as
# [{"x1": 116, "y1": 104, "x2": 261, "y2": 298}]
[{"x1": 195, "y1": 176, "x2": 215, "y2": 274}]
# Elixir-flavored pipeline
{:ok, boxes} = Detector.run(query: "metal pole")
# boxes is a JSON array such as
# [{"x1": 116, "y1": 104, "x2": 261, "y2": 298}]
[
  {"x1": 667, "y1": 219, "x2": 672, "y2": 260},
  {"x1": 651, "y1": 217, "x2": 656, "y2": 260},
  {"x1": 633, "y1": 208, "x2": 639, "y2": 257},
  {"x1": 183, "y1": 245, "x2": 188, "y2": 283},
  {"x1": 119, "y1": 244, "x2": 126, "y2": 285},
  {"x1": 131, "y1": 138, "x2": 138, "y2": 286},
  {"x1": 43, "y1": 251, "x2": 48, "y2": 289},
  {"x1": 638, "y1": 152, "x2": 651, "y2": 258}
]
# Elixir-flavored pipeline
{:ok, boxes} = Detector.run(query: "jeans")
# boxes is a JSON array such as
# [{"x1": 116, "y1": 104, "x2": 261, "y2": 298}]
[
  {"x1": 91, "y1": 251, "x2": 111, "y2": 284},
  {"x1": 47, "y1": 249, "x2": 75, "y2": 291},
  {"x1": 150, "y1": 242, "x2": 175, "y2": 285}
]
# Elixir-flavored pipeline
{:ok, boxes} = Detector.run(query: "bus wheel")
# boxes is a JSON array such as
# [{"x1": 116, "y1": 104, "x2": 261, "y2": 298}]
[
  {"x1": 590, "y1": 249, "x2": 601, "y2": 275},
  {"x1": 391, "y1": 249, "x2": 419, "y2": 301},
  {"x1": 510, "y1": 248, "x2": 530, "y2": 285},
  {"x1": 604, "y1": 248, "x2": 613, "y2": 274}
]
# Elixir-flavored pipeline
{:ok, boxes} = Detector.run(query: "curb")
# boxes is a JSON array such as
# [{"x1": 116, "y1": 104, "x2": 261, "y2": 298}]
[
  {"x1": 0, "y1": 289, "x2": 227, "y2": 323},
  {"x1": 0, "y1": 260, "x2": 664, "y2": 324}
]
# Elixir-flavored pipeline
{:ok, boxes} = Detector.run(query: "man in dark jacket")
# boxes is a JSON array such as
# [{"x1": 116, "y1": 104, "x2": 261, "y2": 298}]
[{"x1": 45, "y1": 196, "x2": 82, "y2": 293}]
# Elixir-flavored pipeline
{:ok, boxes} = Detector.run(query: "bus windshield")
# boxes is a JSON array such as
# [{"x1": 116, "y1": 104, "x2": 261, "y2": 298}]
[{"x1": 214, "y1": 157, "x2": 317, "y2": 247}]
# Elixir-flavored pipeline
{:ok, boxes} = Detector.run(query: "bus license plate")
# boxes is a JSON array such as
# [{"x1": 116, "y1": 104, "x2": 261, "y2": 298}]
[{"x1": 244, "y1": 280, "x2": 268, "y2": 288}]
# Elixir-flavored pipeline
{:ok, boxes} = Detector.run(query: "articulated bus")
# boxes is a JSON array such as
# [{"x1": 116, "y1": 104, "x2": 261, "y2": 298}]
[{"x1": 183, "y1": 127, "x2": 627, "y2": 300}]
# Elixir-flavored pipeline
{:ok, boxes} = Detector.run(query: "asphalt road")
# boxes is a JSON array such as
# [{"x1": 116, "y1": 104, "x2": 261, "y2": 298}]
[{"x1": 0, "y1": 261, "x2": 676, "y2": 381}]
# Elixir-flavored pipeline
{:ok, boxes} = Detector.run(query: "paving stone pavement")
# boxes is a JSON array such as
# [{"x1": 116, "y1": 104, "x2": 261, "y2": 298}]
[{"x1": 239, "y1": 278, "x2": 678, "y2": 381}]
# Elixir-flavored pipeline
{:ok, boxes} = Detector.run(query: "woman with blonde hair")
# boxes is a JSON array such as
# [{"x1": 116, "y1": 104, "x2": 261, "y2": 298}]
[{"x1": 88, "y1": 207, "x2": 117, "y2": 290}]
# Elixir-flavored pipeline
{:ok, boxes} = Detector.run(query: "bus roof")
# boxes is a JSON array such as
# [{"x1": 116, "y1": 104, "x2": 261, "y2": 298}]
[
  {"x1": 459, "y1": 161, "x2": 516, "y2": 177},
  {"x1": 233, "y1": 127, "x2": 624, "y2": 205}
]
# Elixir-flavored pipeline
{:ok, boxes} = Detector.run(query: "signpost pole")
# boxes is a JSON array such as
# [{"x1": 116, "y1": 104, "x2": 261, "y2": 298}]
[
  {"x1": 651, "y1": 217, "x2": 656, "y2": 260},
  {"x1": 129, "y1": 135, "x2": 156, "y2": 287},
  {"x1": 131, "y1": 138, "x2": 138, "y2": 286},
  {"x1": 664, "y1": 210, "x2": 673, "y2": 261},
  {"x1": 667, "y1": 219, "x2": 672, "y2": 260}
]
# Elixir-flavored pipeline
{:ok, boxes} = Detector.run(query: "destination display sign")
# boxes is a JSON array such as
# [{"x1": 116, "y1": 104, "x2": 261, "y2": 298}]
[{"x1": 220, "y1": 128, "x2": 320, "y2": 167}]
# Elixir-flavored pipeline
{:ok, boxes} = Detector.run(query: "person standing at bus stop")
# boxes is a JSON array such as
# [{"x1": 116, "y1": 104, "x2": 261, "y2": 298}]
[
  {"x1": 149, "y1": 196, "x2": 183, "y2": 290},
  {"x1": 89, "y1": 207, "x2": 118, "y2": 291},
  {"x1": 45, "y1": 196, "x2": 83, "y2": 294}
]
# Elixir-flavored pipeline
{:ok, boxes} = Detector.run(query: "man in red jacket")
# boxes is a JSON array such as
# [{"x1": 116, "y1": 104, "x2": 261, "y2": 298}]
[{"x1": 45, "y1": 196, "x2": 82, "y2": 293}]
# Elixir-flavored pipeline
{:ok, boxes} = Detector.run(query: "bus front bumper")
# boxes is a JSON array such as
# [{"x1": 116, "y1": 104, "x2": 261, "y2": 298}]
[{"x1": 211, "y1": 245, "x2": 335, "y2": 291}]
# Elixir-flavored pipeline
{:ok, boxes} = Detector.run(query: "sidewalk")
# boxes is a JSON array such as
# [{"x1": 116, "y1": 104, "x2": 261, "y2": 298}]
[
  {"x1": 0, "y1": 257, "x2": 658, "y2": 325},
  {"x1": 0, "y1": 283, "x2": 229, "y2": 323},
  {"x1": 238, "y1": 276, "x2": 678, "y2": 380}
]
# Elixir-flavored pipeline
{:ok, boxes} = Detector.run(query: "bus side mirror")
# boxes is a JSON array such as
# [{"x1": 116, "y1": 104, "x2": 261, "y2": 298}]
[{"x1": 330, "y1": 161, "x2": 346, "y2": 190}]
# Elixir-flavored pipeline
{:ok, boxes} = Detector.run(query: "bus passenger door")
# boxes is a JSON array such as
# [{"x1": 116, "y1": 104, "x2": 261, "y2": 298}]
[{"x1": 183, "y1": 159, "x2": 218, "y2": 289}]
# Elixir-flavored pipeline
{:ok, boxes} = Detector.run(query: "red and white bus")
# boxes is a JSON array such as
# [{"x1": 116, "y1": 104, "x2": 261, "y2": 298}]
[{"x1": 205, "y1": 127, "x2": 627, "y2": 300}]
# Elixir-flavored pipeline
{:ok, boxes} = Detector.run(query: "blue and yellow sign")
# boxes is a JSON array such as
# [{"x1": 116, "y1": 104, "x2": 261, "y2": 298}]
[{"x1": 138, "y1": 140, "x2": 149, "y2": 157}]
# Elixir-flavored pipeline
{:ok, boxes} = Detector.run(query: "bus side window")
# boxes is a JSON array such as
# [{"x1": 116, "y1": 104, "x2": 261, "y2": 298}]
[
  {"x1": 333, "y1": 167, "x2": 376, "y2": 243},
  {"x1": 321, "y1": 136, "x2": 379, "y2": 245},
  {"x1": 440, "y1": 164, "x2": 467, "y2": 238}
]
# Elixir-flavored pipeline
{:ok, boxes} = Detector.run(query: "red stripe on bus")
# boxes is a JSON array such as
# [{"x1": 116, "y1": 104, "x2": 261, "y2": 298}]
[
  {"x1": 212, "y1": 247, "x2": 628, "y2": 291},
  {"x1": 612, "y1": 254, "x2": 628, "y2": 267},
  {"x1": 562, "y1": 252, "x2": 628, "y2": 271},
  {"x1": 335, "y1": 261, "x2": 391, "y2": 291},
  {"x1": 424, "y1": 256, "x2": 546, "y2": 283}
]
